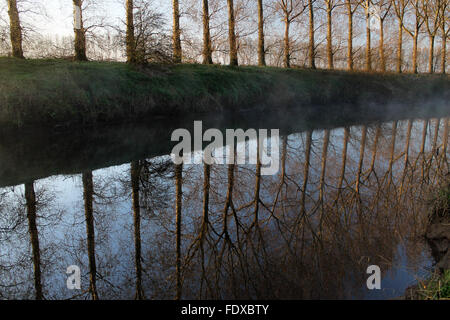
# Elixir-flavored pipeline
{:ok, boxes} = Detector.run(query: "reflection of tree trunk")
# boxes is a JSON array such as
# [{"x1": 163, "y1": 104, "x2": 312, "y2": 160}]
[
  {"x1": 25, "y1": 182, "x2": 43, "y2": 300},
  {"x1": 300, "y1": 131, "x2": 312, "y2": 216},
  {"x1": 308, "y1": 0, "x2": 316, "y2": 69},
  {"x1": 227, "y1": 0, "x2": 238, "y2": 66},
  {"x1": 257, "y1": 0, "x2": 266, "y2": 66},
  {"x1": 368, "y1": 125, "x2": 381, "y2": 177},
  {"x1": 223, "y1": 164, "x2": 235, "y2": 238},
  {"x1": 387, "y1": 122, "x2": 398, "y2": 188},
  {"x1": 7, "y1": 0, "x2": 24, "y2": 59},
  {"x1": 355, "y1": 126, "x2": 367, "y2": 193},
  {"x1": 172, "y1": 0, "x2": 182, "y2": 63},
  {"x1": 131, "y1": 162, "x2": 144, "y2": 300},
  {"x1": 202, "y1": 0, "x2": 213, "y2": 64},
  {"x1": 82, "y1": 172, "x2": 99, "y2": 300},
  {"x1": 319, "y1": 130, "x2": 330, "y2": 233},
  {"x1": 400, "y1": 120, "x2": 413, "y2": 194},
  {"x1": 418, "y1": 120, "x2": 429, "y2": 180},
  {"x1": 337, "y1": 128, "x2": 349, "y2": 196},
  {"x1": 254, "y1": 139, "x2": 262, "y2": 225},
  {"x1": 175, "y1": 164, "x2": 183, "y2": 300}
]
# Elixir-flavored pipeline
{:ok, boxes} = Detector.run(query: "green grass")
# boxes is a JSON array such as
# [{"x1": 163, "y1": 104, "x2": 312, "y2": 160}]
[
  {"x1": 0, "y1": 57, "x2": 448, "y2": 128},
  {"x1": 412, "y1": 270, "x2": 450, "y2": 300}
]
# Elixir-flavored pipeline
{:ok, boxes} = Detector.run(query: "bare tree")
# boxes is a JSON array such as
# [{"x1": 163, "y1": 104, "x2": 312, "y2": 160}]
[
  {"x1": 257, "y1": 0, "x2": 266, "y2": 66},
  {"x1": 393, "y1": 0, "x2": 409, "y2": 73},
  {"x1": 172, "y1": 0, "x2": 182, "y2": 63},
  {"x1": 419, "y1": 0, "x2": 441, "y2": 72},
  {"x1": 345, "y1": 0, "x2": 360, "y2": 70},
  {"x1": 73, "y1": 0, "x2": 87, "y2": 61},
  {"x1": 404, "y1": 0, "x2": 425, "y2": 73},
  {"x1": 7, "y1": 0, "x2": 23, "y2": 58},
  {"x1": 227, "y1": 0, "x2": 238, "y2": 66},
  {"x1": 438, "y1": 0, "x2": 449, "y2": 73},
  {"x1": 274, "y1": 0, "x2": 308, "y2": 68},
  {"x1": 202, "y1": 0, "x2": 213, "y2": 64},
  {"x1": 308, "y1": 0, "x2": 317, "y2": 68},
  {"x1": 126, "y1": 0, "x2": 136, "y2": 63}
]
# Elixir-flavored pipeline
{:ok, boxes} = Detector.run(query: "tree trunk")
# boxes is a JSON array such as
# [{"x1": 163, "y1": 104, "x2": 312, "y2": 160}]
[
  {"x1": 326, "y1": 6, "x2": 333, "y2": 69},
  {"x1": 82, "y1": 172, "x2": 99, "y2": 300},
  {"x1": 365, "y1": 6, "x2": 371, "y2": 71},
  {"x1": 131, "y1": 162, "x2": 144, "y2": 300},
  {"x1": 412, "y1": 31, "x2": 418, "y2": 73},
  {"x1": 347, "y1": 2, "x2": 353, "y2": 71},
  {"x1": 172, "y1": 0, "x2": 182, "y2": 63},
  {"x1": 380, "y1": 20, "x2": 386, "y2": 72},
  {"x1": 73, "y1": 0, "x2": 87, "y2": 61},
  {"x1": 25, "y1": 182, "x2": 43, "y2": 300},
  {"x1": 441, "y1": 26, "x2": 446, "y2": 74},
  {"x1": 284, "y1": 19, "x2": 290, "y2": 68},
  {"x1": 428, "y1": 35, "x2": 435, "y2": 73},
  {"x1": 257, "y1": 0, "x2": 266, "y2": 66},
  {"x1": 126, "y1": 0, "x2": 136, "y2": 63},
  {"x1": 227, "y1": 0, "x2": 238, "y2": 66},
  {"x1": 175, "y1": 164, "x2": 183, "y2": 300},
  {"x1": 7, "y1": 0, "x2": 24, "y2": 58},
  {"x1": 202, "y1": 0, "x2": 213, "y2": 64},
  {"x1": 397, "y1": 21, "x2": 403, "y2": 73},
  {"x1": 308, "y1": 0, "x2": 316, "y2": 69}
]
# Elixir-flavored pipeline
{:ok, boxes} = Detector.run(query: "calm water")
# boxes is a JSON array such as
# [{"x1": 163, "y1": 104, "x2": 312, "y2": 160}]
[{"x1": 0, "y1": 107, "x2": 448, "y2": 300}]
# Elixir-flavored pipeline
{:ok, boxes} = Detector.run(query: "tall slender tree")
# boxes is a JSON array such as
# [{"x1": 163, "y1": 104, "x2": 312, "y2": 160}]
[
  {"x1": 172, "y1": 0, "x2": 182, "y2": 63},
  {"x1": 7, "y1": 0, "x2": 24, "y2": 58},
  {"x1": 404, "y1": 0, "x2": 425, "y2": 73},
  {"x1": 308, "y1": 0, "x2": 316, "y2": 68},
  {"x1": 346, "y1": 0, "x2": 359, "y2": 71},
  {"x1": 257, "y1": 0, "x2": 266, "y2": 66},
  {"x1": 227, "y1": 0, "x2": 238, "y2": 66},
  {"x1": 393, "y1": 0, "x2": 409, "y2": 73},
  {"x1": 202, "y1": 0, "x2": 213, "y2": 64},
  {"x1": 126, "y1": 0, "x2": 136, "y2": 63},
  {"x1": 72, "y1": 0, "x2": 87, "y2": 61}
]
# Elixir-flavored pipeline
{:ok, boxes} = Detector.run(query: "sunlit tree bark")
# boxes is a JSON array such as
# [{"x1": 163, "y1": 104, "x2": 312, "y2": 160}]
[
  {"x1": 257, "y1": 0, "x2": 266, "y2": 66},
  {"x1": 73, "y1": 0, "x2": 87, "y2": 61},
  {"x1": 202, "y1": 0, "x2": 213, "y2": 64},
  {"x1": 7, "y1": 0, "x2": 24, "y2": 58},
  {"x1": 308, "y1": 0, "x2": 316, "y2": 69},
  {"x1": 227, "y1": 0, "x2": 238, "y2": 66},
  {"x1": 172, "y1": 0, "x2": 182, "y2": 63},
  {"x1": 126, "y1": 0, "x2": 136, "y2": 63}
]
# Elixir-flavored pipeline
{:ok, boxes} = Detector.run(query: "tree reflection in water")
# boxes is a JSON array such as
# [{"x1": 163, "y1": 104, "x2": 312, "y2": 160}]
[{"x1": 0, "y1": 118, "x2": 448, "y2": 300}]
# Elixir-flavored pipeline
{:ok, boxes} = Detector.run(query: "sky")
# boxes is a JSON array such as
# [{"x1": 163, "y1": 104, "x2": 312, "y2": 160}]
[{"x1": 25, "y1": 0, "x2": 171, "y2": 37}]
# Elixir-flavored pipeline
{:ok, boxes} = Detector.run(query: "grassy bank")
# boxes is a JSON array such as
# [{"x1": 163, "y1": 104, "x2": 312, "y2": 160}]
[
  {"x1": 0, "y1": 57, "x2": 449, "y2": 128},
  {"x1": 406, "y1": 185, "x2": 450, "y2": 300}
]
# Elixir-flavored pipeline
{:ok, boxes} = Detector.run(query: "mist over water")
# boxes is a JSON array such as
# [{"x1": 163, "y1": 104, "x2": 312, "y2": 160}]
[{"x1": 0, "y1": 106, "x2": 448, "y2": 300}]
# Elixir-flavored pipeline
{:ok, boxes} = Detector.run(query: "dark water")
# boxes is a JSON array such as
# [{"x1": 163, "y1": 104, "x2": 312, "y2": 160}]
[{"x1": 0, "y1": 107, "x2": 448, "y2": 300}]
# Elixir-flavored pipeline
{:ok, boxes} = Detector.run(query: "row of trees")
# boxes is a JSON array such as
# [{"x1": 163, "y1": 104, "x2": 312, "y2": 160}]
[{"x1": 2, "y1": 0, "x2": 449, "y2": 73}]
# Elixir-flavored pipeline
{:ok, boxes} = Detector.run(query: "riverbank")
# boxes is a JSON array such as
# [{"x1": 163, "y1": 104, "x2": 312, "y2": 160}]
[
  {"x1": 405, "y1": 185, "x2": 450, "y2": 300},
  {"x1": 0, "y1": 57, "x2": 449, "y2": 128}
]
